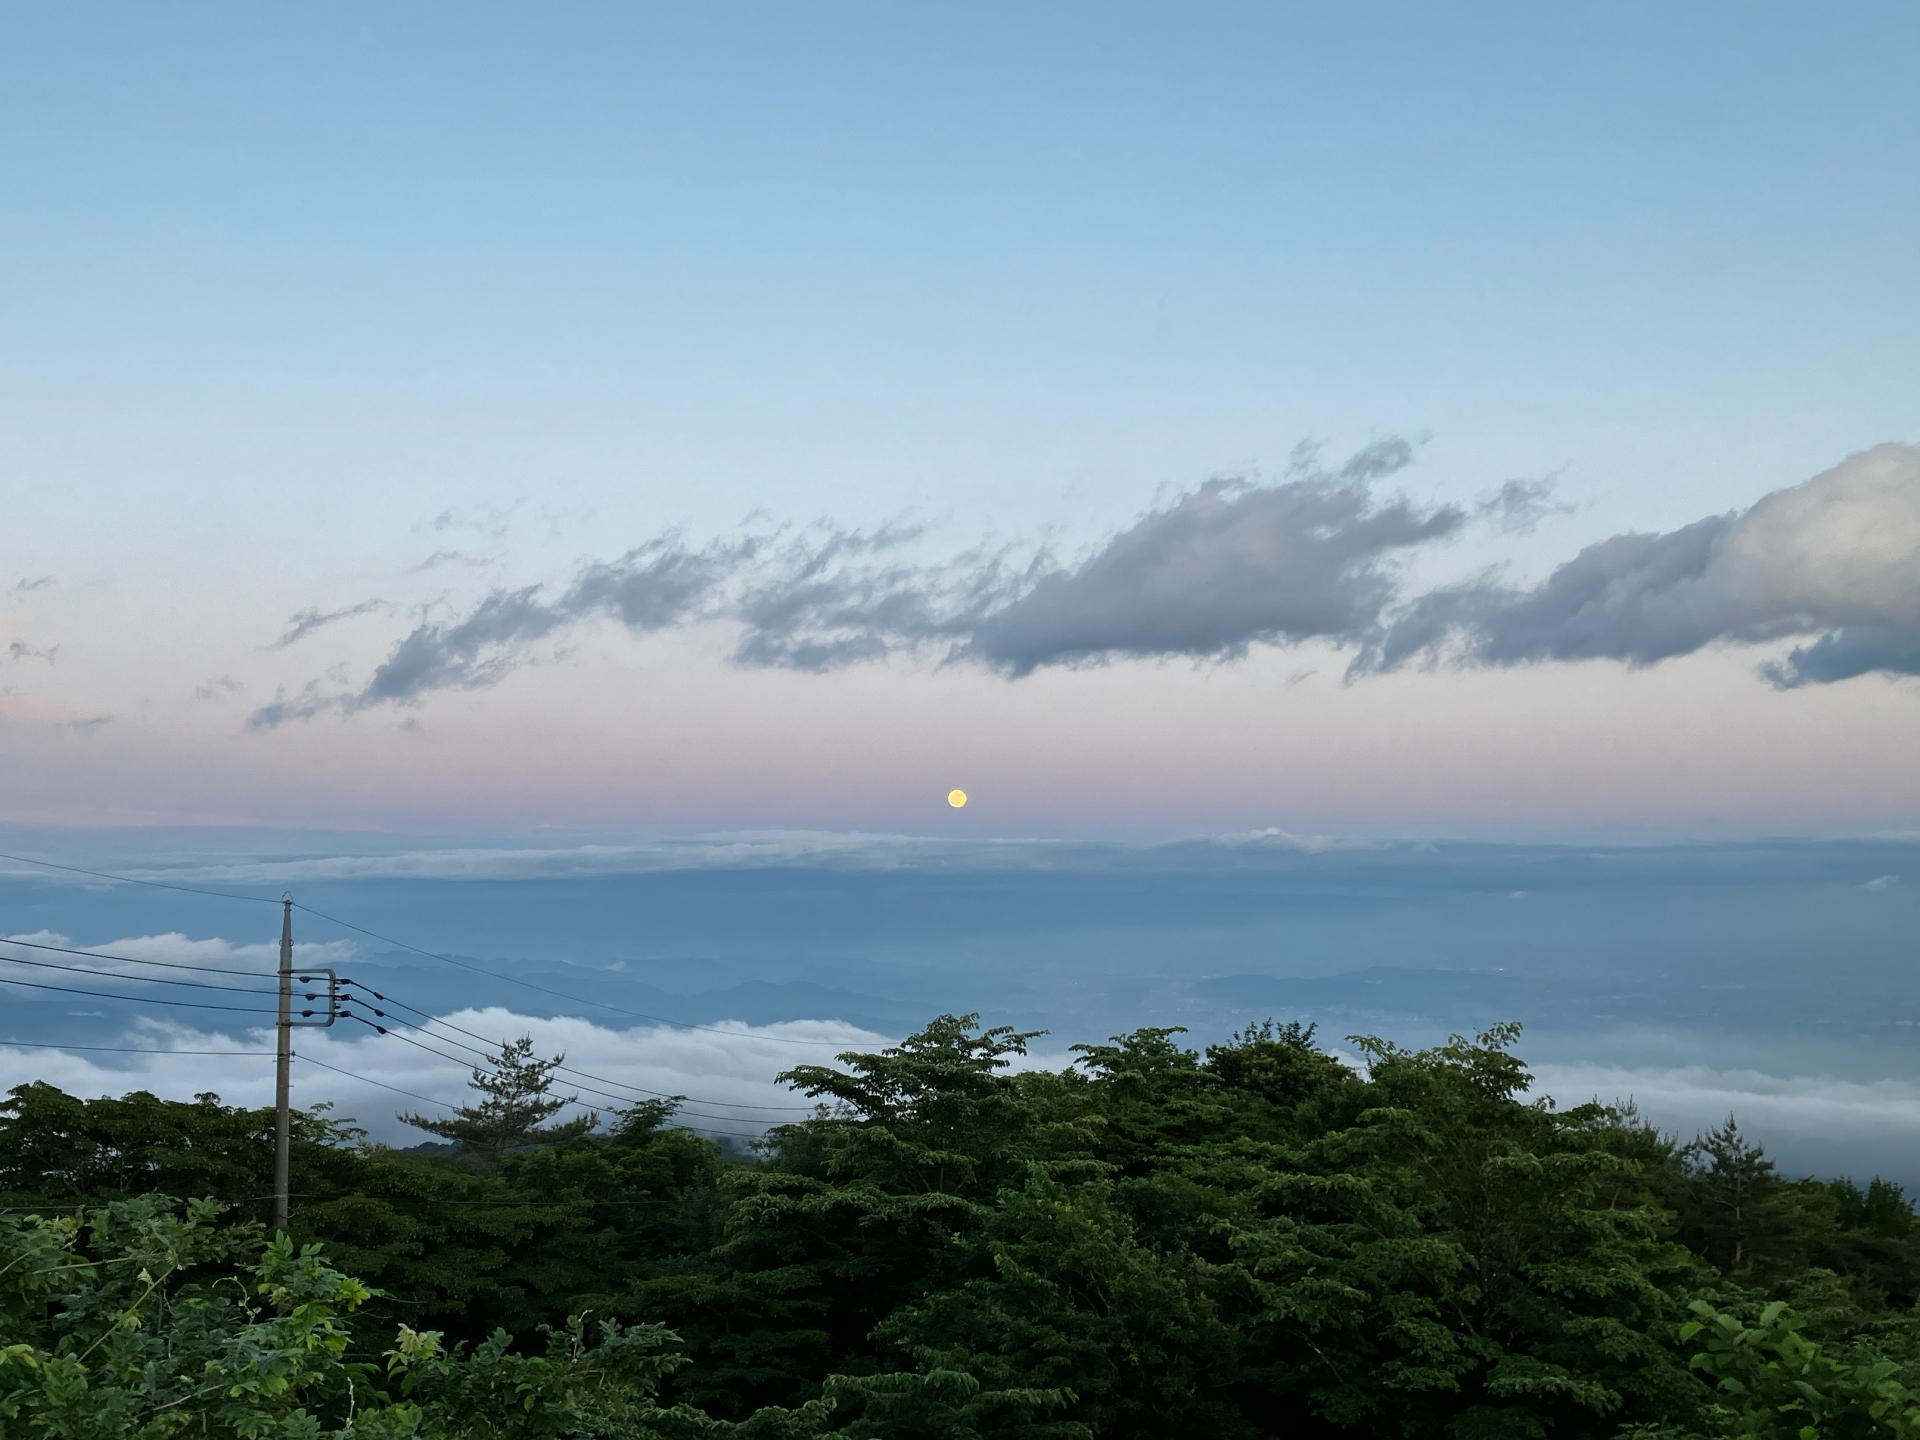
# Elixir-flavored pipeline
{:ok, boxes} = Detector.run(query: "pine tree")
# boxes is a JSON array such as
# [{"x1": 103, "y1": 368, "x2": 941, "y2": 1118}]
[{"x1": 400, "y1": 1035, "x2": 596, "y2": 1166}]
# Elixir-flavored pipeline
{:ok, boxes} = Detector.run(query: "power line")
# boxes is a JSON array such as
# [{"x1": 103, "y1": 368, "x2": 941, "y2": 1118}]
[
  {"x1": 338, "y1": 988, "x2": 817, "y2": 1117},
  {"x1": 0, "y1": 973, "x2": 280, "y2": 1015},
  {"x1": 294, "y1": 901, "x2": 849, "y2": 1046},
  {"x1": 0, "y1": 850, "x2": 282, "y2": 906},
  {"x1": 307, "y1": 1033, "x2": 769, "y2": 1139},
  {"x1": 332, "y1": 1011, "x2": 781, "y2": 1128},
  {"x1": 0, "y1": 933, "x2": 284, "y2": 979},
  {"x1": 0, "y1": 1038, "x2": 773, "y2": 1139},
  {"x1": 295, "y1": 1053, "x2": 454, "y2": 1111},
  {"x1": 0, "y1": 950, "x2": 283, "y2": 999},
  {"x1": 338, "y1": 978, "x2": 818, "y2": 1113},
  {"x1": 0, "y1": 947, "x2": 819, "y2": 1117},
  {"x1": 0, "y1": 848, "x2": 864, "y2": 1052},
  {"x1": 0, "y1": 1039, "x2": 274, "y2": 1057}
]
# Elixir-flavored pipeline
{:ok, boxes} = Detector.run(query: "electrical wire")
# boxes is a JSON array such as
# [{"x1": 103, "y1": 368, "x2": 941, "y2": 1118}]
[
  {"x1": 0, "y1": 973, "x2": 280, "y2": 1014},
  {"x1": 0, "y1": 848, "x2": 867, "y2": 1124},
  {"x1": 0, "y1": 1039, "x2": 274, "y2": 1057},
  {"x1": 313, "y1": 1027, "x2": 770, "y2": 1139},
  {"x1": 0, "y1": 955, "x2": 813, "y2": 1120},
  {"x1": 0, "y1": 950, "x2": 283, "y2": 999},
  {"x1": 293, "y1": 901, "x2": 850, "y2": 1046},
  {"x1": 337, "y1": 977, "x2": 819, "y2": 1113},
  {"x1": 332, "y1": 1009, "x2": 789, "y2": 1128},
  {"x1": 0, "y1": 848, "x2": 866, "y2": 1053},
  {"x1": 0, "y1": 850, "x2": 282, "y2": 906},
  {"x1": 0, "y1": 933, "x2": 288, "y2": 980},
  {"x1": 294, "y1": 1053, "x2": 454, "y2": 1111}
]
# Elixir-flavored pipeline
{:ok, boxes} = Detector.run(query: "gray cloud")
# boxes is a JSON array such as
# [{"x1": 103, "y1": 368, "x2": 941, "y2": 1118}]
[
  {"x1": 270, "y1": 599, "x2": 392, "y2": 650},
  {"x1": 1767, "y1": 627, "x2": 1920, "y2": 688},
  {"x1": 8, "y1": 641, "x2": 57, "y2": 664},
  {"x1": 249, "y1": 439, "x2": 1920, "y2": 726},
  {"x1": 732, "y1": 439, "x2": 1449, "y2": 677},
  {"x1": 242, "y1": 440, "x2": 1485, "y2": 724},
  {"x1": 249, "y1": 536, "x2": 756, "y2": 725},
  {"x1": 10, "y1": 576, "x2": 52, "y2": 595},
  {"x1": 1369, "y1": 443, "x2": 1920, "y2": 686},
  {"x1": 413, "y1": 549, "x2": 493, "y2": 571},
  {"x1": 1474, "y1": 477, "x2": 1576, "y2": 534},
  {"x1": 356, "y1": 537, "x2": 754, "y2": 707},
  {"x1": 247, "y1": 681, "x2": 342, "y2": 729},
  {"x1": 964, "y1": 456, "x2": 1454, "y2": 676}
]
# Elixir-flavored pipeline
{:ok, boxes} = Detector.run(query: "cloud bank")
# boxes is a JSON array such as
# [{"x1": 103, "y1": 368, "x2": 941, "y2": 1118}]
[
  {"x1": 251, "y1": 441, "x2": 1920, "y2": 726},
  {"x1": 9, "y1": 1013, "x2": 1920, "y2": 1170},
  {"x1": 1369, "y1": 443, "x2": 1920, "y2": 685},
  {"x1": 0, "y1": 1011, "x2": 885, "y2": 1144}
]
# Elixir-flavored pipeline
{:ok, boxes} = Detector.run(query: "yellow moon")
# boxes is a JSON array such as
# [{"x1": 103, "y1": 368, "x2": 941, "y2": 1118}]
[{"x1": 947, "y1": 789, "x2": 968, "y2": 808}]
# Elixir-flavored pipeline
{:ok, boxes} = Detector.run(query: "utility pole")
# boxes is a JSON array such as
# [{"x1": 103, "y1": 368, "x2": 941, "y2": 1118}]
[
  {"x1": 274, "y1": 897, "x2": 293, "y2": 1233},
  {"x1": 270, "y1": 902, "x2": 338, "y2": 1235}
]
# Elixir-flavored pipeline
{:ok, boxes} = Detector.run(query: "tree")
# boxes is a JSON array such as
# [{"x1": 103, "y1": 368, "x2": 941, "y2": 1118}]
[
  {"x1": 0, "y1": 1195, "x2": 837, "y2": 1439},
  {"x1": 400, "y1": 1035, "x2": 597, "y2": 1168},
  {"x1": 1673, "y1": 1298, "x2": 1920, "y2": 1440}
]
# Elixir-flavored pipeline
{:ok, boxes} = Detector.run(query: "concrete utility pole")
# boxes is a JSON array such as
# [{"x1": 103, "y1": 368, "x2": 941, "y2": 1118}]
[{"x1": 274, "y1": 897, "x2": 293, "y2": 1232}]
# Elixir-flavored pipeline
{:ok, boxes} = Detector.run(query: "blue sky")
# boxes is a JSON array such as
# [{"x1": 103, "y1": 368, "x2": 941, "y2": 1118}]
[
  {"x1": 5, "y1": 5, "x2": 1919, "y2": 837},
  {"x1": 7, "y1": 6, "x2": 1919, "y2": 837}
]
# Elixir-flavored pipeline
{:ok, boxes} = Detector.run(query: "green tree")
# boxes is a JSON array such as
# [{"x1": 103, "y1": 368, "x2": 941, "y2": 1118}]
[
  {"x1": 13, "y1": 1013, "x2": 1920, "y2": 1439},
  {"x1": 400, "y1": 1036, "x2": 597, "y2": 1168},
  {"x1": 1673, "y1": 1298, "x2": 1920, "y2": 1440}
]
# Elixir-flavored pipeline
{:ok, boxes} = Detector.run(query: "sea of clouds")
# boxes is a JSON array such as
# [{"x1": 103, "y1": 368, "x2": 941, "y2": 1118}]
[{"x1": 9, "y1": 1003, "x2": 1920, "y2": 1179}]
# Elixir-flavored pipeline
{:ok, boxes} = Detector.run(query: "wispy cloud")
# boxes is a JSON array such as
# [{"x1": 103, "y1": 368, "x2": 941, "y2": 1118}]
[
  {"x1": 413, "y1": 550, "x2": 493, "y2": 572},
  {"x1": 89, "y1": 829, "x2": 1387, "y2": 886},
  {"x1": 9, "y1": 576, "x2": 52, "y2": 595},
  {"x1": 268, "y1": 599, "x2": 393, "y2": 650},
  {"x1": 7, "y1": 641, "x2": 57, "y2": 664},
  {"x1": 252, "y1": 441, "x2": 1458, "y2": 723},
  {"x1": 247, "y1": 441, "x2": 1920, "y2": 729}
]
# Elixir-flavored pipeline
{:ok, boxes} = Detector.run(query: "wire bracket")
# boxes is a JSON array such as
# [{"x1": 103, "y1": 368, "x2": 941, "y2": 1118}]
[{"x1": 290, "y1": 968, "x2": 340, "y2": 1027}]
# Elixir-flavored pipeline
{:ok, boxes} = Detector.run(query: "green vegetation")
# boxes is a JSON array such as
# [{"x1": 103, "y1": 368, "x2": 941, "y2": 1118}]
[{"x1": 5, "y1": 1016, "x2": 1920, "y2": 1439}]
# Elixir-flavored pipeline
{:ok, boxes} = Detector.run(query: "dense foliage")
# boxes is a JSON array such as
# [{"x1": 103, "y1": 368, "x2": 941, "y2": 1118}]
[{"x1": 6, "y1": 1016, "x2": 1920, "y2": 1439}]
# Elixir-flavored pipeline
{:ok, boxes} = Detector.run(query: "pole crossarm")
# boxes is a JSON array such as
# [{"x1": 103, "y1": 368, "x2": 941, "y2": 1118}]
[{"x1": 289, "y1": 968, "x2": 340, "y2": 1027}]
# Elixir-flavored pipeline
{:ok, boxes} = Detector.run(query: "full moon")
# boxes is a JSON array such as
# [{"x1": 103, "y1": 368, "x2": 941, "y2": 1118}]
[{"x1": 947, "y1": 789, "x2": 968, "y2": 808}]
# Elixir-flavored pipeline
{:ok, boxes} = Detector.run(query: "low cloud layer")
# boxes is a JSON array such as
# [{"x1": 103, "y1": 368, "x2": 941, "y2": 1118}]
[
  {"x1": 1369, "y1": 443, "x2": 1920, "y2": 686},
  {"x1": 51, "y1": 828, "x2": 1377, "y2": 887},
  {"x1": 3, "y1": 929, "x2": 355, "y2": 977},
  {"x1": 250, "y1": 441, "x2": 1920, "y2": 726},
  {"x1": 0, "y1": 1011, "x2": 886, "y2": 1144},
  {"x1": 1528, "y1": 1060, "x2": 1920, "y2": 1180},
  {"x1": 8, "y1": 1013, "x2": 1920, "y2": 1174}
]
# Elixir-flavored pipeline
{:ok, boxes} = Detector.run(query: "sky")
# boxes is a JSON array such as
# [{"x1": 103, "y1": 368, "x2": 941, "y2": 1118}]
[
  {"x1": 2, "y1": 1, "x2": 1917, "y2": 836},
  {"x1": 3, "y1": 5, "x2": 1920, "y2": 1178}
]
